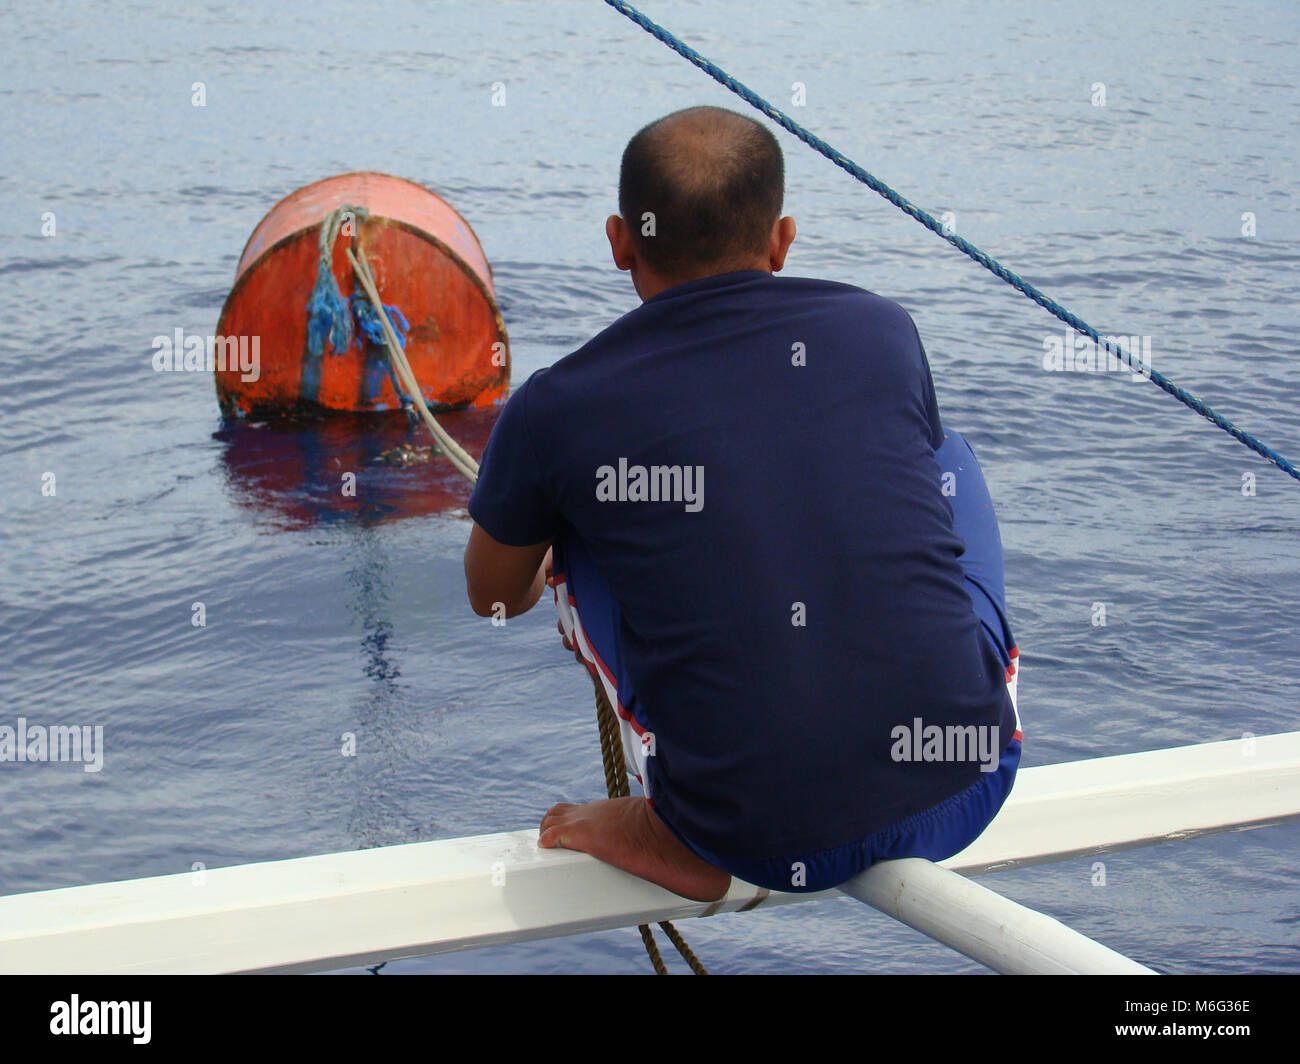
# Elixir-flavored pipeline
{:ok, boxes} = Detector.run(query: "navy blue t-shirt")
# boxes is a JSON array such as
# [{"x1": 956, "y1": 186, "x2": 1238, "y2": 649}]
[{"x1": 469, "y1": 270, "x2": 1015, "y2": 858}]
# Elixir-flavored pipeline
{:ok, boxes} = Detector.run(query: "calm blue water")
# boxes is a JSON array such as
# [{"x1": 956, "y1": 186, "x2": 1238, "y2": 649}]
[{"x1": 1, "y1": 0, "x2": 1297, "y2": 974}]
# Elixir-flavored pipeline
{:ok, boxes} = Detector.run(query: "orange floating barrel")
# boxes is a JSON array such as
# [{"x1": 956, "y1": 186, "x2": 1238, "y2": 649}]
[{"x1": 215, "y1": 171, "x2": 509, "y2": 417}]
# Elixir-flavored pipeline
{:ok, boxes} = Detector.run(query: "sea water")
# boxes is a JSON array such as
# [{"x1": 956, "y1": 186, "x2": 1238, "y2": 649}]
[{"x1": 1, "y1": 0, "x2": 1297, "y2": 973}]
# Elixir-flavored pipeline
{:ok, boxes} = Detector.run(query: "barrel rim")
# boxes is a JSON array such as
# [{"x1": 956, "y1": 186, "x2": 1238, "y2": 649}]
[{"x1": 233, "y1": 170, "x2": 497, "y2": 285}]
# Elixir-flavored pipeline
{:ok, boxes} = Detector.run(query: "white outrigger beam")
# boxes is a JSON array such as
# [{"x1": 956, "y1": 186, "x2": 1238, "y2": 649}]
[{"x1": 1, "y1": 732, "x2": 1296, "y2": 974}]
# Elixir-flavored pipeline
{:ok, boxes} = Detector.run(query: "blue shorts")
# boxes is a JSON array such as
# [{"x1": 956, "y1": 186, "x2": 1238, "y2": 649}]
[
  {"x1": 551, "y1": 428, "x2": 1022, "y2": 893},
  {"x1": 674, "y1": 735, "x2": 1021, "y2": 892}
]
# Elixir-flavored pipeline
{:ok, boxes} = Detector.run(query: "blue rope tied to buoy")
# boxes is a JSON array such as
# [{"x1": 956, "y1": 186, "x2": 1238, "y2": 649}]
[
  {"x1": 306, "y1": 205, "x2": 369, "y2": 359},
  {"x1": 352, "y1": 293, "x2": 418, "y2": 416},
  {"x1": 603, "y1": 0, "x2": 1300, "y2": 486},
  {"x1": 305, "y1": 204, "x2": 421, "y2": 417}
]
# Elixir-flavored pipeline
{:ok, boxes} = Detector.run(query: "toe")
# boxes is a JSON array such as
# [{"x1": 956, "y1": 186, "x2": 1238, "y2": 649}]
[{"x1": 539, "y1": 802, "x2": 576, "y2": 832}]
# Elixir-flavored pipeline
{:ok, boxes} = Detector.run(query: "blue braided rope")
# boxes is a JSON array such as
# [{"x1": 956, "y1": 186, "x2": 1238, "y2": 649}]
[
  {"x1": 352, "y1": 294, "x2": 409, "y2": 350},
  {"x1": 306, "y1": 205, "x2": 369, "y2": 359},
  {"x1": 603, "y1": 0, "x2": 1300, "y2": 485},
  {"x1": 352, "y1": 294, "x2": 418, "y2": 412}
]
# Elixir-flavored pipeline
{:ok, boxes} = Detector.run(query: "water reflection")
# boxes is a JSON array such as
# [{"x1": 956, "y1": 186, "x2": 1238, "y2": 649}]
[
  {"x1": 214, "y1": 407, "x2": 497, "y2": 530},
  {"x1": 214, "y1": 408, "x2": 497, "y2": 848}
]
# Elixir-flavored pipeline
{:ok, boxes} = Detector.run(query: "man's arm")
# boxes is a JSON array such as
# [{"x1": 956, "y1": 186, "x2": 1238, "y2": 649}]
[{"x1": 464, "y1": 523, "x2": 552, "y2": 618}]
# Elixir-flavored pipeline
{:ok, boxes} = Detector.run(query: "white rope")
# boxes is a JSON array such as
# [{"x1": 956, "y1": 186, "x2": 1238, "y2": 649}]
[
  {"x1": 345, "y1": 246, "x2": 480, "y2": 484},
  {"x1": 345, "y1": 224, "x2": 701, "y2": 973}
]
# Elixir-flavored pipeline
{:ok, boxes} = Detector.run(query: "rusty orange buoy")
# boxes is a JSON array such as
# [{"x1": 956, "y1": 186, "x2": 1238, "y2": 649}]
[{"x1": 214, "y1": 171, "x2": 509, "y2": 418}]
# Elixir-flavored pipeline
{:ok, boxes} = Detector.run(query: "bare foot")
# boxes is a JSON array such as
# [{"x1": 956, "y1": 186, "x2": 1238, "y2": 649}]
[{"x1": 539, "y1": 796, "x2": 732, "y2": 903}]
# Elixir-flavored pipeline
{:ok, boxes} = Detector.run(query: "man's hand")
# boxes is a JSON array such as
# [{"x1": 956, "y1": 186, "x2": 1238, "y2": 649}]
[{"x1": 464, "y1": 523, "x2": 552, "y2": 619}]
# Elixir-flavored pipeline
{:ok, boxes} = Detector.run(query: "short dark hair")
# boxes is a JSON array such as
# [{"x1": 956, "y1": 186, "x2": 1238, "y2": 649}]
[{"x1": 618, "y1": 106, "x2": 784, "y2": 277}]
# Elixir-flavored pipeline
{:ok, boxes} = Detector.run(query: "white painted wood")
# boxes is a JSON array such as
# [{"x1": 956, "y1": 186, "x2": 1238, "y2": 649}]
[
  {"x1": 942, "y1": 730, "x2": 1300, "y2": 875},
  {"x1": 0, "y1": 831, "x2": 819, "y2": 974},
  {"x1": 841, "y1": 859, "x2": 1155, "y2": 973},
  {"x1": 0, "y1": 731, "x2": 1295, "y2": 974}
]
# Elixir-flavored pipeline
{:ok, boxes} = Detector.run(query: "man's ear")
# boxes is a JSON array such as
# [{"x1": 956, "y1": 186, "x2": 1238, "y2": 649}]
[
  {"x1": 768, "y1": 216, "x2": 797, "y2": 272},
  {"x1": 607, "y1": 214, "x2": 637, "y2": 272}
]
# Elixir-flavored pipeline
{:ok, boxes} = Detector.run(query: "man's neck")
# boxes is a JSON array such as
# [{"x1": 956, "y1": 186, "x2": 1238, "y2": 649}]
[{"x1": 634, "y1": 262, "x2": 771, "y2": 302}]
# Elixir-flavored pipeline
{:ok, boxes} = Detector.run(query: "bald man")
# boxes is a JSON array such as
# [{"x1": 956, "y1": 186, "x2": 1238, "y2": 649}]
[{"x1": 464, "y1": 106, "x2": 1022, "y2": 902}]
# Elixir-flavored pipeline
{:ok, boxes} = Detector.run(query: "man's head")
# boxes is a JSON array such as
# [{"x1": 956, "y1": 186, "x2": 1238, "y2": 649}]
[{"x1": 608, "y1": 106, "x2": 795, "y2": 299}]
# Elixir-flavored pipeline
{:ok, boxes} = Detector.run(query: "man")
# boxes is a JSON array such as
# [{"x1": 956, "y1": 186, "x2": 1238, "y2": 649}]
[{"x1": 464, "y1": 105, "x2": 1021, "y2": 903}]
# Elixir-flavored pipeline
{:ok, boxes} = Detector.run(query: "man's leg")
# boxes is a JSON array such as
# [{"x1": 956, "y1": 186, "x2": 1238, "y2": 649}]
[
  {"x1": 539, "y1": 433, "x2": 1019, "y2": 896},
  {"x1": 705, "y1": 429, "x2": 1024, "y2": 892},
  {"x1": 539, "y1": 536, "x2": 731, "y2": 902},
  {"x1": 936, "y1": 428, "x2": 1021, "y2": 733},
  {"x1": 878, "y1": 427, "x2": 1022, "y2": 862}
]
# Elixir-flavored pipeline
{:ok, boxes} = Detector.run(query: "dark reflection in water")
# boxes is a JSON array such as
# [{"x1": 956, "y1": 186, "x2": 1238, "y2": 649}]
[
  {"x1": 215, "y1": 408, "x2": 498, "y2": 849},
  {"x1": 214, "y1": 407, "x2": 497, "y2": 529},
  {"x1": 343, "y1": 522, "x2": 421, "y2": 850}
]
